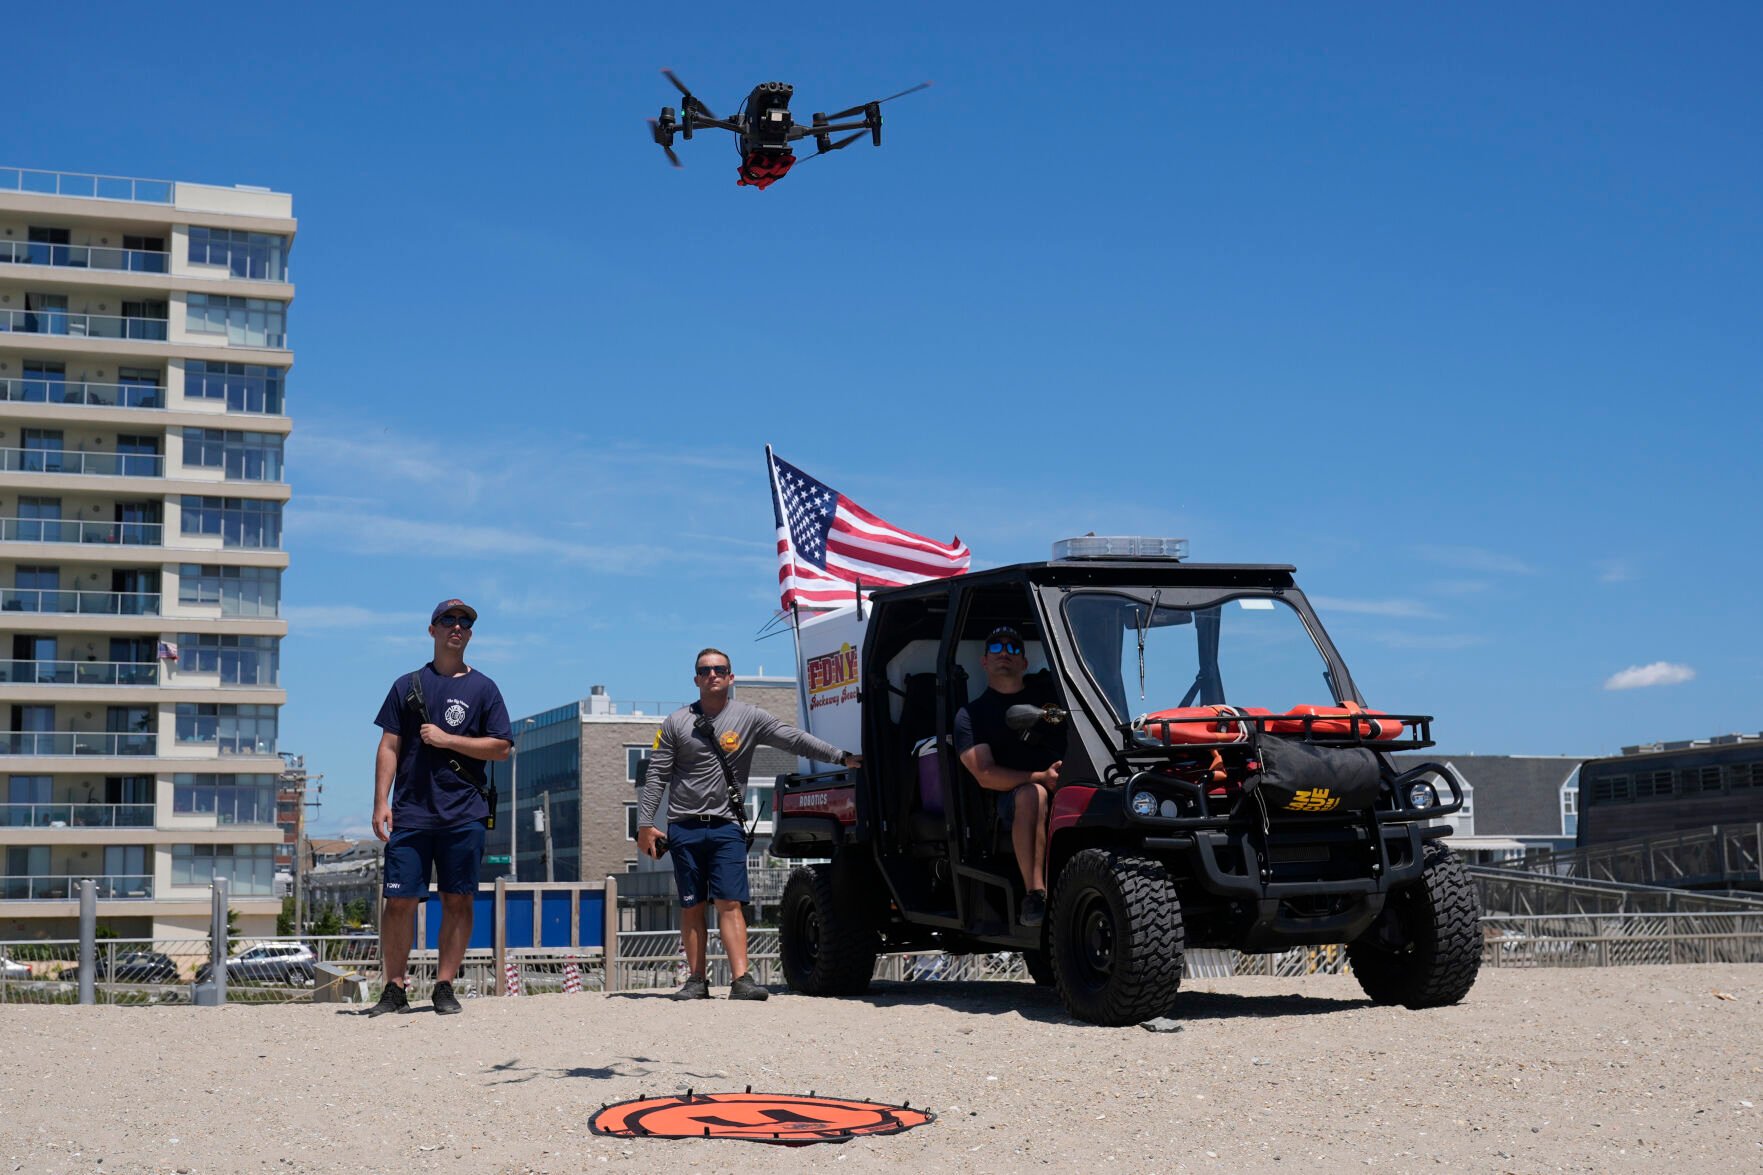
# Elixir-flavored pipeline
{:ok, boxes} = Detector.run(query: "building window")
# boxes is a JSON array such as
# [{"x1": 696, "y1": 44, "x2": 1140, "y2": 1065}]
[
  {"x1": 625, "y1": 746, "x2": 651, "y2": 784},
  {"x1": 175, "y1": 703, "x2": 277, "y2": 755},
  {"x1": 744, "y1": 783, "x2": 774, "y2": 824},
  {"x1": 187, "y1": 227, "x2": 288, "y2": 281},
  {"x1": 623, "y1": 859, "x2": 639, "y2": 873},
  {"x1": 178, "y1": 634, "x2": 280, "y2": 686},
  {"x1": 185, "y1": 294, "x2": 286, "y2": 348},
  {"x1": 172, "y1": 842, "x2": 274, "y2": 894},
  {"x1": 172, "y1": 774, "x2": 277, "y2": 824},
  {"x1": 182, "y1": 428, "x2": 284, "y2": 481},
  {"x1": 178, "y1": 564, "x2": 280, "y2": 617},
  {"x1": 625, "y1": 803, "x2": 638, "y2": 840},
  {"x1": 184, "y1": 361, "x2": 284, "y2": 414},
  {"x1": 180, "y1": 496, "x2": 282, "y2": 549}
]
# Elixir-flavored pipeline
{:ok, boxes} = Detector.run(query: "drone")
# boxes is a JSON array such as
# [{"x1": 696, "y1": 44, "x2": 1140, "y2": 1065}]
[{"x1": 648, "y1": 70, "x2": 930, "y2": 189}]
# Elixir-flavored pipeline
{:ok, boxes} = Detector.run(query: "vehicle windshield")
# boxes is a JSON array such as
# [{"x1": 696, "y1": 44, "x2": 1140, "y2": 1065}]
[{"x1": 1063, "y1": 592, "x2": 1338, "y2": 725}]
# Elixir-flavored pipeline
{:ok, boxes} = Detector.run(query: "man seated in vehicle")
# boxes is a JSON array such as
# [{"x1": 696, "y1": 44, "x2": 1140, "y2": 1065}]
[{"x1": 954, "y1": 625, "x2": 1064, "y2": 927}]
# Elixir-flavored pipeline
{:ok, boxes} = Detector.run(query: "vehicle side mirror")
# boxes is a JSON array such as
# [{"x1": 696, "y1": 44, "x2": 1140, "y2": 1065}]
[{"x1": 1005, "y1": 703, "x2": 1068, "y2": 734}]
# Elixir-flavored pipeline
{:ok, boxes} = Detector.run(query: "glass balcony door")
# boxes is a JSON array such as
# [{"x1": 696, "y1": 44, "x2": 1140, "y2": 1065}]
[
  {"x1": 23, "y1": 292, "x2": 68, "y2": 335},
  {"x1": 17, "y1": 497, "x2": 62, "y2": 543},
  {"x1": 116, "y1": 434, "x2": 160, "y2": 477},
  {"x1": 21, "y1": 428, "x2": 65, "y2": 473},
  {"x1": 20, "y1": 361, "x2": 65, "y2": 403}
]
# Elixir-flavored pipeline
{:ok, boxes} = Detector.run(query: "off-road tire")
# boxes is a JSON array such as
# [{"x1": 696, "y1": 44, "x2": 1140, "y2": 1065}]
[
  {"x1": 1021, "y1": 947, "x2": 1055, "y2": 987},
  {"x1": 779, "y1": 863, "x2": 878, "y2": 996},
  {"x1": 1348, "y1": 842, "x2": 1482, "y2": 1008},
  {"x1": 1049, "y1": 850, "x2": 1184, "y2": 1026}
]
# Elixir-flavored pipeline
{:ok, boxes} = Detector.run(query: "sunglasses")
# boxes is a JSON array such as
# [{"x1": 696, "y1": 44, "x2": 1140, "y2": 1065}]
[
  {"x1": 986, "y1": 640, "x2": 1024, "y2": 656},
  {"x1": 695, "y1": 665, "x2": 733, "y2": 677},
  {"x1": 434, "y1": 615, "x2": 474, "y2": 629}
]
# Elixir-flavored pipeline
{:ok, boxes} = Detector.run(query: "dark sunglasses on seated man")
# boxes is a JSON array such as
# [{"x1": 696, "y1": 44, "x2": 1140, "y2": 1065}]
[
  {"x1": 695, "y1": 664, "x2": 733, "y2": 677},
  {"x1": 986, "y1": 640, "x2": 1024, "y2": 656},
  {"x1": 434, "y1": 614, "x2": 474, "y2": 629}
]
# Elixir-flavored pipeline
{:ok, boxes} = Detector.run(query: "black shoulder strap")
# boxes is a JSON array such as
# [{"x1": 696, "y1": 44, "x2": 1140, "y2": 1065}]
[{"x1": 404, "y1": 667, "x2": 427, "y2": 723}]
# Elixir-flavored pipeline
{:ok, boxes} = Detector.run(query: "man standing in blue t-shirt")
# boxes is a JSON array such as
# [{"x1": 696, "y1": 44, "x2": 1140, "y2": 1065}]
[{"x1": 366, "y1": 598, "x2": 513, "y2": 1017}]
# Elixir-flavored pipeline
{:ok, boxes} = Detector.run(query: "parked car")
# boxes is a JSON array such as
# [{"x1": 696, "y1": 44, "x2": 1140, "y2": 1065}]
[
  {"x1": 0, "y1": 954, "x2": 32, "y2": 980},
  {"x1": 195, "y1": 942, "x2": 316, "y2": 986},
  {"x1": 62, "y1": 950, "x2": 181, "y2": 985}
]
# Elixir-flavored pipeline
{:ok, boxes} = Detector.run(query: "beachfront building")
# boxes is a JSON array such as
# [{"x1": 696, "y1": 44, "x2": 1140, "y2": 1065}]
[
  {"x1": 489, "y1": 676, "x2": 800, "y2": 885},
  {"x1": 0, "y1": 166, "x2": 294, "y2": 940}
]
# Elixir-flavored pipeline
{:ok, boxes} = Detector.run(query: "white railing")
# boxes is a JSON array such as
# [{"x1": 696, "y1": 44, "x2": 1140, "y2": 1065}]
[
  {"x1": 0, "y1": 588, "x2": 160, "y2": 615},
  {"x1": 0, "y1": 446, "x2": 163, "y2": 477},
  {"x1": 0, "y1": 659, "x2": 159, "y2": 686},
  {"x1": 0, "y1": 307, "x2": 168, "y2": 341},
  {"x1": 0, "y1": 517, "x2": 163, "y2": 545},
  {"x1": 0, "y1": 167, "x2": 173, "y2": 204},
  {"x1": 0, "y1": 239, "x2": 169, "y2": 273},
  {"x1": 0, "y1": 802, "x2": 155, "y2": 828},
  {"x1": 0, "y1": 731, "x2": 157, "y2": 756},
  {"x1": 0, "y1": 874, "x2": 154, "y2": 900},
  {"x1": 0, "y1": 377, "x2": 165, "y2": 409}
]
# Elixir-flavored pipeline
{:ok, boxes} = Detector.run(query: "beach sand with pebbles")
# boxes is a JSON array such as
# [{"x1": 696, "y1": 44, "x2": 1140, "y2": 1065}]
[{"x1": 3, "y1": 965, "x2": 1760, "y2": 1174}]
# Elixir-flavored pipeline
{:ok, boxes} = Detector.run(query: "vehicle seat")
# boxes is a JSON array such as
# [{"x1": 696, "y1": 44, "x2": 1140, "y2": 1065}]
[{"x1": 901, "y1": 668, "x2": 966, "y2": 851}]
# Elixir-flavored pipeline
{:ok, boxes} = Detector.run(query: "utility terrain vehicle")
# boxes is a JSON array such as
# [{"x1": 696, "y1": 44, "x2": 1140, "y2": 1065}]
[{"x1": 772, "y1": 537, "x2": 1481, "y2": 1026}]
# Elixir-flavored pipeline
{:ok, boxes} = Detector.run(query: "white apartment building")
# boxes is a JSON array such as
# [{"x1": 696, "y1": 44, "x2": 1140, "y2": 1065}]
[{"x1": 0, "y1": 167, "x2": 294, "y2": 940}]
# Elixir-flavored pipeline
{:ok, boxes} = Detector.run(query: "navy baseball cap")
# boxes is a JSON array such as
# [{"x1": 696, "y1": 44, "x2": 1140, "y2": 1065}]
[{"x1": 431, "y1": 598, "x2": 478, "y2": 624}]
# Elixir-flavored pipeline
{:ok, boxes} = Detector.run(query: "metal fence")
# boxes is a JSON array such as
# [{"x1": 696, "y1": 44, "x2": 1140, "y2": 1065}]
[{"x1": 6, "y1": 913, "x2": 1760, "y2": 1007}]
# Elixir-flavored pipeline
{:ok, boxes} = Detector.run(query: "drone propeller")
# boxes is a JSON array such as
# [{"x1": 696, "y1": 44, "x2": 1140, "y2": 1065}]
[
  {"x1": 814, "y1": 131, "x2": 866, "y2": 157},
  {"x1": 660, "y1": 69, "x2": 717, "y2": 120},
  {"x1": 646, "y1": 119, "x2": 682, "y2": 168},
  {"x1": 825, "y1": 81, "x2": 931, "y2": 121}
]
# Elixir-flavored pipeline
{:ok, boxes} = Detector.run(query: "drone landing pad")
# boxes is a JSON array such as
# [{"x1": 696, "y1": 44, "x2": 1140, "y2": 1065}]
[{"x1": 590, "y1": 1090, "x2": 934, "y2": 1145}]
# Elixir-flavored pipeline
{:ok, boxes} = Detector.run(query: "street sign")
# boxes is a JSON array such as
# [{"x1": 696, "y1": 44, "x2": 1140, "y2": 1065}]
[{"x1": 485, "y1": 854, "x2": 510, "y2": 865}]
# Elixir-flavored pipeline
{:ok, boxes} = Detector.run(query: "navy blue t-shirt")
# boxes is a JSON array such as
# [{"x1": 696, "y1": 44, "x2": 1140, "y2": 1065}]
[{"x1": 373, "y1": 664, "x2": 513, "y2": 830}]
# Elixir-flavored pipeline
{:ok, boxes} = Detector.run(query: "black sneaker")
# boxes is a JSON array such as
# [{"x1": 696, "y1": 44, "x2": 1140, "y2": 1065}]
[
  {"x1": 1021, "y1": 890, "x2": 1047, "y2": 927},
  {"x1": 672, "y1": 974, "x2": 711, "y2": 1001},
  {"x1": 365, "y1": 982, "x2": 410, "y2": 1017},
  {"x1": 728, "y1": 973, "x2": 770, "y2": 1001},
  {"x1": 431, "y1": 980, "x2": 462, "y2": 1015}
]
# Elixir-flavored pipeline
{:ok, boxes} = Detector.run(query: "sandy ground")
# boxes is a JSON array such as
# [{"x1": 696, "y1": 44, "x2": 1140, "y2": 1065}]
[{"x1": 2, "y1": 965, "x2": 1760, "y2": 1174}]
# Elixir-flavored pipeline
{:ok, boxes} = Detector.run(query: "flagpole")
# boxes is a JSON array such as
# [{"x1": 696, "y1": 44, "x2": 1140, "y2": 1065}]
[{"x1": 768, "y1": 445, "x2": 815, "y2": 736}]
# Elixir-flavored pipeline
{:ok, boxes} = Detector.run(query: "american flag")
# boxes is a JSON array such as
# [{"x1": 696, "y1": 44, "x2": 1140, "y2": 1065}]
[{"x1": 769, "y1": 450, "x2": 970, "y2": 611}]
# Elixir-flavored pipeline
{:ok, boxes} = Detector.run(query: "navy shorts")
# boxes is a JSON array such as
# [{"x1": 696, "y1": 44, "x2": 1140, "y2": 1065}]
[
  {"x1": 383, "y1": 823, "x2": 485, "y2": 898},
  {"x1": 668, "y1": 819, "x2": 749, "y2": 907}
]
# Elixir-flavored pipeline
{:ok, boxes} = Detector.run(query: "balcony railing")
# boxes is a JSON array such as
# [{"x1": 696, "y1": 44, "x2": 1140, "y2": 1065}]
[
  {"x1": 0, "y1": 588, "x2": 160, "y2": 615},
  {"x1": 0, "y1": 517, "x2": 162, "y2": 545},
  {"x1": 0, "y1": 308, "x2": 168, "y2": 342},
  {"x1": 0, "y1": 874, "x2": 154, "y2": 900},
  {"x1": 0, "y1": 377, "x2": 164, "y2": 409},
  {"x1": 0, "y1": 239, "x2": 169, "y2": 274},
  {"x1": 0, "y1": 802, "x2": 154, "y2": 828},
  {"x1": 0, "y1": 659, "x2": 160, "y2": 686},
  {"x1": 0, "y1": 167, "x2": 172, "y2": 205},
  {"x1": 0, "y1": 731, "x2": 156, "y2": 756},
  {"x1": 0, "y1": 446, "x2": 163, "y2": 478}
]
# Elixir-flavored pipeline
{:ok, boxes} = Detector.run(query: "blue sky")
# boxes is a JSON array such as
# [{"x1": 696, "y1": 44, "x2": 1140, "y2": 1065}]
[{"x1": 12, "y1": 3, "x2": 1760, "y2": 835}]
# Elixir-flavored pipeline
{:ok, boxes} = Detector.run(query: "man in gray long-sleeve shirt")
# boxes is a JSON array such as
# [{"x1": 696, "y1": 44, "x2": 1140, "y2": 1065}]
[{"x1": 638, "y1": 646, "x2": 861, "y2": 1001}]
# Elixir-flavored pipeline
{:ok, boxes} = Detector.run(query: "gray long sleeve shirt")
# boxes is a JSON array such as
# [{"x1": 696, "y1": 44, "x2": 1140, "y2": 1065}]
[{"x1": 637, "y1": 700, "x2": 850, "y2": 828}]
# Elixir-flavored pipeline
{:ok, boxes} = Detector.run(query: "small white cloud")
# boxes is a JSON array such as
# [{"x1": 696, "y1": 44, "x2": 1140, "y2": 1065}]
[
  {"x1": 1597, "y1": 560, "x2": 1634, "y2": 584},
  {"x1": 1311, "y1": 596, "x2": 1441, "y2": 619},
  {"x1": 282, "y1": 604, "x2": 426, "y2": 630},
  {"x1": 1413, "y1": 545, "x2": 1535, "y2": 575},
  {"x1": 1603, "y1": 662, "x2": 1695, "y2": 691}
]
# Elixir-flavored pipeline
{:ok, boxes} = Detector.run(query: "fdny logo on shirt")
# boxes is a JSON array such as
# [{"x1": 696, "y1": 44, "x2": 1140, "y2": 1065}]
[
  {"x1": 444, "y1": 701, "x2": 469, "y2": 728},
  {"x1": 720, "y1": 730, "x2": 741, "y2": 753}
]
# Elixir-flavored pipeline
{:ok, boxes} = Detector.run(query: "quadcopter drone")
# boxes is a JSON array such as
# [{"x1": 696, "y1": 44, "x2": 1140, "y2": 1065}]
[{"x1": 648, "y1": 70, "x2": 930, "y2": 189}]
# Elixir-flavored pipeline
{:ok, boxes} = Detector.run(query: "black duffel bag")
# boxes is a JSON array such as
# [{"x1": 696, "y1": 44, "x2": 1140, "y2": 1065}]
[{"x1": 1249, "y1": 735, "x2": 1383, "y2": 814}]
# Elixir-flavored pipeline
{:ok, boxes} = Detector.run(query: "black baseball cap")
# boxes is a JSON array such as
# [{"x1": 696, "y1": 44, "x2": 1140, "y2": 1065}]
[
  {"x1": 431, "y1": 598, "x2": 478, "y2": 624},
  {"x1": 985, "y1": 625, "x2": 1025, "y2": 647}
]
